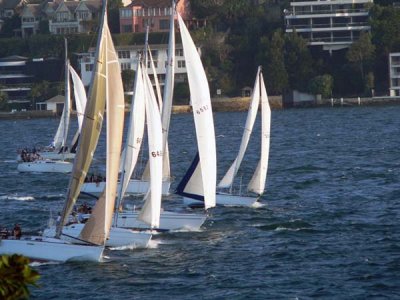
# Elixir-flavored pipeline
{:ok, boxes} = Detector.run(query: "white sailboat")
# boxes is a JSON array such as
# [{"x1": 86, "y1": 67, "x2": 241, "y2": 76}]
[
  {"x1": 181, "y1": 66, "x2": 271, "y2": 207},
  {"x1": 175, "y1": 12, "x2": 217, "y2": 210},
  {"x1": 0, "y1": 1, "x2": 144, "y2": 262}
]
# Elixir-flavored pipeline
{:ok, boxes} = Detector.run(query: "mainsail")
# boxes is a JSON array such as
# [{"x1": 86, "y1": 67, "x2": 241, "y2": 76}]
[
  {"x1": 115, "y1": 61, "x2": 146, "y2": 211},
  {"x1": 69, "y1": 65, "x2": 87, "y2": 131},
  {"x1": 56, "y1": 3, "x2": 125, "y2": 245},
  {"x1": 138, "y1": 65, "x2": 163, "y2": 228},
  {"x1": 177, "y1": 13, "x2": 216, "y2": 209}
]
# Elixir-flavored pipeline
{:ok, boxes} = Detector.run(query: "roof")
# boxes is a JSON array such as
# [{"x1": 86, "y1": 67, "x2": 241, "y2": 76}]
[
  {"x1": 46, "y1": 95, "x2": 65, "y2": 103},
  {"x1": 127, "y1": 0, "x2": 172, "y2": 8},
  {"x1": 0, "y1": 0, "x2": 24, "y2": 10}
]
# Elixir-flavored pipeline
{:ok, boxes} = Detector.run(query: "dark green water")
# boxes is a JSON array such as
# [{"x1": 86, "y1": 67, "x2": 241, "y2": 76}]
[{"x1": 1, "y1": 106, "x2": 399, "y2": 299}]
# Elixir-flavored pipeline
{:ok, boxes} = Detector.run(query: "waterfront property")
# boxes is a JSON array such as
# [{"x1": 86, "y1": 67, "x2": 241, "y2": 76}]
[
  {"x1": 284, "y1": 0, "x2": 372, "y2": 52},
  {"x1": 389, "y1": 53, "x2": 400, "y2": 97},
  {"x1": 79, "y1": 44, "x2": 188, "y2": 88}
]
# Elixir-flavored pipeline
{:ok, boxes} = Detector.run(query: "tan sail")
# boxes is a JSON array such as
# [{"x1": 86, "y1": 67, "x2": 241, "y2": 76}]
[{"x1": 80, "y1": 13, "x2": 125, "y2": 244}]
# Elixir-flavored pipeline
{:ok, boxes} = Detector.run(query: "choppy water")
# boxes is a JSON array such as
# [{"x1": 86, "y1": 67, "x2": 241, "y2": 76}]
[{"x1": 1, "y1": 106, "x2": 400, "y2": 299}]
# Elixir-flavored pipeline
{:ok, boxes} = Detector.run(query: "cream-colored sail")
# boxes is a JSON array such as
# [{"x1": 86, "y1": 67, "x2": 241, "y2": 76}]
[
  {"x1": 178, "y1": 13, "x2": 216, "y2": 209},
  {"x1": 218, "y1": 68, "x2": 261, "y2": 189},
  {"x1": 80, "y1": 13, "x2": 125, "y2": 244},
  {"x1": 247, "y1": 69, "x2": 271, "y2": 195},
  {"x1": 138, "y1": 65, "x2": 163, "y2": 228},
  {"x1": 56, "y1": 4, "x2": 108, "y2": 242}
]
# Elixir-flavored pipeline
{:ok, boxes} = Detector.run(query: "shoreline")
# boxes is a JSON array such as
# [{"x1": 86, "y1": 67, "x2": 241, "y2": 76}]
[{"x1": 1, "y1": 96, "x2": 400, "y2": 120}]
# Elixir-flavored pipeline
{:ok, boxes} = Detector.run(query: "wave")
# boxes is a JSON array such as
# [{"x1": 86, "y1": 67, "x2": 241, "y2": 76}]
[{"x1": 0, "y1": 195, "x2": 35, "y2": 201}]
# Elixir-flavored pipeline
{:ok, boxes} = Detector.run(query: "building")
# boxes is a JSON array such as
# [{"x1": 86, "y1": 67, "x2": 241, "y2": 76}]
[
  {"x1": 79, "y1": 43, "x2": 188, "y2": 89},
  {"x1": 36, "y1": 94, "x2": 64, "y2": 112},
  {"x1": 0, "y1": 55, "x2": 33, "y2": 107},
  {"x1": 119, "y1": 0, "x2": 190, "y2": 33},
  {"x1": 389, "y1": 53, "x2": 400, "y2": 97},
  {"x1": 20, "y1": 0, "x2": 101, "y2": 37},
  {"x1": 284, "y1": 0, "x2": 372, "y2": 52},
  {"x1": 0, "y1": 0, "x2": 25, "y2": 31}
]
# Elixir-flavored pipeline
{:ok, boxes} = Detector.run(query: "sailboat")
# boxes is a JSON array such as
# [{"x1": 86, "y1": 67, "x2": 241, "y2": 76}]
[
  {"x1": 180, "y1": 66, "x2": 271, "y2": 207},
  {"x1": 0, "y1": 0, "x2": 144, "y2": 262},
  {"x1": 174, "y1": 11, "x2": 217, "y2": 210}
]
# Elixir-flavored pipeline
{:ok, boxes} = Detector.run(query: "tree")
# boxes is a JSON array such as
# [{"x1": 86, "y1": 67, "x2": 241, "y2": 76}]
[
  {"x1": 308, "y1": 74, "x2": 333, "y2": 98},
  {"x1": 0, "y1": 85, "x2": 9, "y2": 111},
  {"x1": 284, "y1": 31, "x2": 314, "y2": 92},
  {"x1": 262, "y1": 30, "x2": 288, "y2": 95},
  {"x1": 38, "y1": 20, "x2": 50, "y2": 34},
  {"x1": 108, "y1": 0, "x2": 123, "y2": 33},
  {"x1": 121, "y1": 69, "x2": 135, "y2": 92},
  {"x1": 346, "y1": 31, "x2": 375, "y2": 85},
  {"x1": 0, "y1": 255, "x2": 40, "y2": 299},
  {"x1": 0, "y1": 15, "x2": 21, "y2": 38}
]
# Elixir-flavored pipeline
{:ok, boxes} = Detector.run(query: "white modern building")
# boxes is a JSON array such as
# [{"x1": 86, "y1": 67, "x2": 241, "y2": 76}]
[
  {"x1": 389, "y1": 53, "x2": 400, "y2": 97},
  {"x1": 79, "y1": 44, "x2": 188, "y2": 89},
  {"x1": 284, "y1": 0, "x2": 372, "y2": 52}
]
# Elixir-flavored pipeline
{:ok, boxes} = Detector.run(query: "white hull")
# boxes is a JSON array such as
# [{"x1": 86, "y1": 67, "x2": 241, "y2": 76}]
[
  {"x1": 43, "y1": 224, "x2": 151, "y2": 248},
  {"x1": 17, "y1": 160, "x2": 73, "y2": 173},
  {"x1": 81, "y1": 179, "x2": 171, "y2": 196},
  {"x1": 0, "y1": 236, "x2": 103, "y2": 262},
  {"x1": 38, "y1": 151, "x2": 75, "y2": 160},
  {"x1": 183, "y1": 193, "x2": 258, "y2": 207},
  {"x1": 114, "y1": 210, "x2": 206, "y2": 232}
]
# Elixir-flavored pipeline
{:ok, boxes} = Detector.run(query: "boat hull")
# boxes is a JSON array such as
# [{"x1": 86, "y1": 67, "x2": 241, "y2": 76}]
[
  {"x1": 81, "y1": 179, "x2": 171, "y2": 196},
  {"x1": 0, "y1": 236, "x2": 103, "y2": 262},
  {"x1": 38, "y1": 151, "x2": 76, "y2": 160},
  {"x1": 17, "y1": 160, "x2": 73, "y2": 173},
  {"x1": 183, "y1": 193, "x2": 258, "y2": 208},
  {"x1": 43, "y1": 224, "x2": 152, "y2": 248},
  {"x1": 114, "y1": 210, "x2": 206, "y2": 231}
]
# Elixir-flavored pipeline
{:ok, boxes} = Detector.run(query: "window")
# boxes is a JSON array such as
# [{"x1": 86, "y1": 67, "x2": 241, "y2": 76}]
[
  {"x1": 178, "y1": 60, "x2": 186, "y2": 68},
  {"x1": 175, "y1": 49, "x2": 183, "y2": 56},
  {"x1": 150, "y1": 50, "x2": 158, "y2": 58},
  {"x1": 159, "y1": 19, "x2": 169, "y2": 30},
  {"x1": 77, "y1": 11, "x2": 89, "y2": 19},
  {"x1": 120, "y1": 63, "x2": 131, "y2": 70},
  {"x1": 147, "y1": 61, "x2": 158, "y2": 68},
  {"x1": 85, "y1": 64, "x2": 93, "y2": 72},
  {"x1": 118, "y1": 50, "x2": 130, "y2": 59},
  {"x1": 120, "y1": 9, "x2": 132, "y2": 18}
]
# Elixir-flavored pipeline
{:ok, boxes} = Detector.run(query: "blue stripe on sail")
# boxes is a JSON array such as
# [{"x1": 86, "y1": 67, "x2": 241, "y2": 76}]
[{"x1": 175, "y1": 152, "x2": 204, "y2": 202}]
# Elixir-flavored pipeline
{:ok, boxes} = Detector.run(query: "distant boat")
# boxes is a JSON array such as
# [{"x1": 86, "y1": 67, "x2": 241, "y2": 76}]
[{"x1": 181, "y1": 66, "x2": 271, "y2": 207}]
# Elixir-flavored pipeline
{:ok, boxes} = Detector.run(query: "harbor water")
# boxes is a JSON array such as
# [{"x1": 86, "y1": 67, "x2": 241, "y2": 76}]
[{"x1": 0, "y1": 105, "x2": 399, "y2": 299}]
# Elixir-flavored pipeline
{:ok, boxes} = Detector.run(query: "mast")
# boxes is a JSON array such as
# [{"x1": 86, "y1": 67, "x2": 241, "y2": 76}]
[{"x1": 62, "y1": 38, "x2": 70, "y2": 156}]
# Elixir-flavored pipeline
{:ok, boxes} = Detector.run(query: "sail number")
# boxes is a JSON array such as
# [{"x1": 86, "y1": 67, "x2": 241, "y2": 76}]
[
  {"x1": 196, "y1": 105, "x2": 209, "y2": 115},
  {"x1": 151, "y1": 150, "x2": 163, "y2": 157}
]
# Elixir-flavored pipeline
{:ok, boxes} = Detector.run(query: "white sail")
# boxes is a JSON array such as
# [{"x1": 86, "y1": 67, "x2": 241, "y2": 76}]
[
  {"x1": 178, "y1": 13, "x2": 216, "y2": 209},
  {"x1": 148, "y1": 46, "x2": 163, "y2": 108},
  {"x1": 218, "y1": 68, "x2": 261, "y2": 189},
  {"x1": 138, "y1": 65, "x2": 163, "y2": 228},
  {"x1": 160, "y1": 1, "x2": 175, "y2": 181},
  {"x1": 53, "y1": 40, "x2": 71, "y2": 151},
  {"x1": 69, "y1": 65, "x2": 87, "y2": 131},
  {"x1": 247, "y1": 69, "x2": 271, "y2": 195},
  {"x1": 115, "y1": 61, "x2": 146, "y2": 211}
]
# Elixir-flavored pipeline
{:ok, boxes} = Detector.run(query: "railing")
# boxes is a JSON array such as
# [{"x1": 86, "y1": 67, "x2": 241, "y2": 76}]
[
  {"x1": 286, "y1": 22, "x2": 370, "y2": 30},
  {"x1": 287, "y1": 8, "x2": 369, "y2": 16}
]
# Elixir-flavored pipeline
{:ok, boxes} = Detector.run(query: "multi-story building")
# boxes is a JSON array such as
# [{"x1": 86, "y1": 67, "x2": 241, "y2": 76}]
[
  {"x1": 79, "y1": 44, "x2": 188, "y2": 89},
  {"x1": 20, "y1": 0, "x2": 101, "y2": 37},
  {"x1": 0, "y1": 55, "x2": 32, "y2": 106},
  {"x1": 284, "y1": 0, "x2": 372, "y2": 52},
  {"x1": 119, "y1": 0, "x2": 190, "y2": 33},
  {"x1": 389, "y1": 53, "x2": 400, "y2": 97}
]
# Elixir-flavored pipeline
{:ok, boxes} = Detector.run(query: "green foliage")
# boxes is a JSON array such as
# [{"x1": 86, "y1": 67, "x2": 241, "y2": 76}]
[
  {"x1": 121, "y1": 69, "x2": 135, "y2": 91},
  {"x1": 284, "y1": 32, "x2": 314, "y2": 92},
  {"x1": 0, "y1": 85, "x2": 9, "y2": 110},
  {"x1": 0, "y1": 254, "x2": 40, "y2": 299},
  {"x1": 173, "y1": 82, "x2": 190, "y2": 104},
  {"x1": 38, "y1": 20, "x2": 50, "y2": 34},
  {"x1": 308, "y1": 74, "x2": 333, "y2": 98}
]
